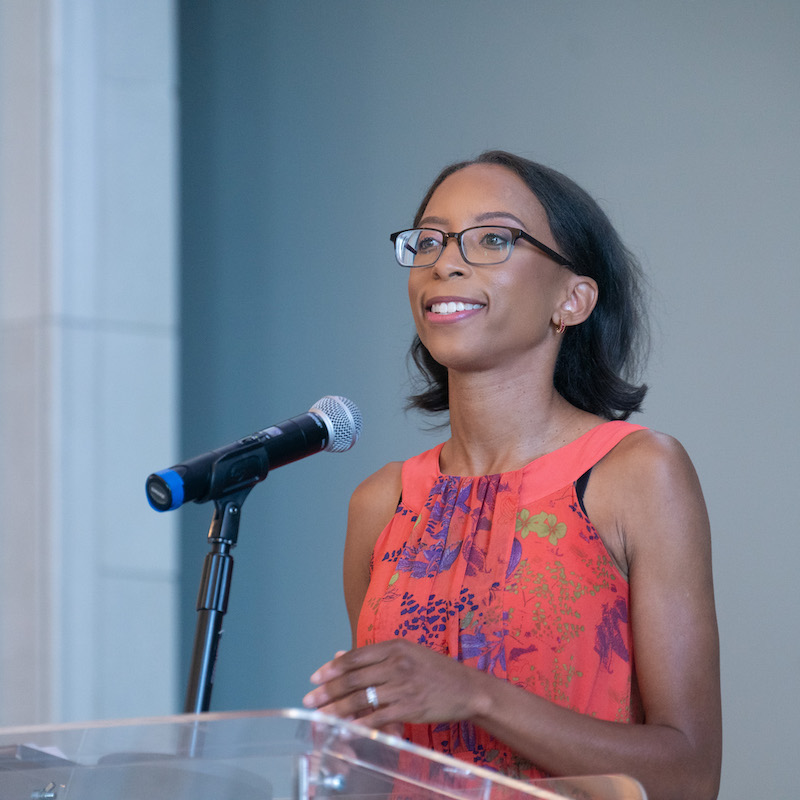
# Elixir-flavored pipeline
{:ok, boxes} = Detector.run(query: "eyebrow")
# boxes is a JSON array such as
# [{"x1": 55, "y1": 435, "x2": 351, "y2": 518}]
[{"x1": 418, "y1": 211, "x2": 527, "y2": 229}]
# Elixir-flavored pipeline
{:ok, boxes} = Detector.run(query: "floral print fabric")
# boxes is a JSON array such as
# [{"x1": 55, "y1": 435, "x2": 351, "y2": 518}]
[{"x1": 357, "y1": 421, "x2": 646, "y2": 779}]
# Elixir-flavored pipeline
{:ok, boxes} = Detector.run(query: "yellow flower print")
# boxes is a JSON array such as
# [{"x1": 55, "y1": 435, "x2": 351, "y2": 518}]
[{"x1": 516, "y1": 509, "x2": 567, "y2": 546}]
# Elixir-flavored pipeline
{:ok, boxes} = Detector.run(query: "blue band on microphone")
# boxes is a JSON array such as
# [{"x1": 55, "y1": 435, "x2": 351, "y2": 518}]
[{"x1": 147, "y1": 469, "x2": 184, "y2": 511}]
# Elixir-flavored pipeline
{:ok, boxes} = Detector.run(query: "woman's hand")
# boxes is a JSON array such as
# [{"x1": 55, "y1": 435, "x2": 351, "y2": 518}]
[{"x1": 303, "y1": 639, "x2": 486, "y2": 730}]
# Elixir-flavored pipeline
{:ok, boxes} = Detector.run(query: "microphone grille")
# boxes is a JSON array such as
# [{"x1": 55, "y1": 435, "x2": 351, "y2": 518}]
[{"x1": 310, "y1": 396, "x2": 363, "y2": 452}]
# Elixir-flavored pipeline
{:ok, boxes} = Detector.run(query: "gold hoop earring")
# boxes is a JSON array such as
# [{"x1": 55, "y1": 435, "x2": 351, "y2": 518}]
[{"x1": 555, "y1": 318, "x2": 566, "y2": 334}]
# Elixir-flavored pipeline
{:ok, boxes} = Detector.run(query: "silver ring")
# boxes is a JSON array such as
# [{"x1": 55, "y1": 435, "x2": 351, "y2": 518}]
[{"x1": 365, "y1": 685, "x2": 379, "y2": 709}]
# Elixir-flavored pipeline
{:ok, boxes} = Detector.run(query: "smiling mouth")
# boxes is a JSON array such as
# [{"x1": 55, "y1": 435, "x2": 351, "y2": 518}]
[{"x1": 429, "y1": 301, "x2": 485, "y2": 315}]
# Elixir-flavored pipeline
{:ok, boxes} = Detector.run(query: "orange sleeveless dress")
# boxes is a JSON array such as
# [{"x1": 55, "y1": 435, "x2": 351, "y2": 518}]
[{"x1": 357, "y1": 421, "x2": 646, "y2": 779}]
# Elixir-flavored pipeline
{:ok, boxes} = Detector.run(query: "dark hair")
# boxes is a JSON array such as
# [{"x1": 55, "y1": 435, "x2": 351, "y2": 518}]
[{"x1": 407, "y1": 150, "x2": 649, "y2": 421}]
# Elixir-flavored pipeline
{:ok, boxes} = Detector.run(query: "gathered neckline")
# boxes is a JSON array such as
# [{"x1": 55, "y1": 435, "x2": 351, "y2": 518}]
[{"x1": 435, "y1": 420, "x2": 621, "y2": 480}]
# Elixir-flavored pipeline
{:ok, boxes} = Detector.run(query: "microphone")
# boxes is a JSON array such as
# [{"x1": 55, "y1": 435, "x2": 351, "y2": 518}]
[{"x1": 145, "y1": 396, "x2": 362, "y2": 512}]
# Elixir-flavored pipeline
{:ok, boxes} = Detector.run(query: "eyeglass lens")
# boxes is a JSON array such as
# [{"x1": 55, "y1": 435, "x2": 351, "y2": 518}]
[{"x1": 394, "y1": 227, "x2": 514, "y2": 267}]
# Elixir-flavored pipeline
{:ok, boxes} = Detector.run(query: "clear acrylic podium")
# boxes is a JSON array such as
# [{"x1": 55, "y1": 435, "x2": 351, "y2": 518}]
[{"x1": 0, "y1": 709, "x2": 646, "y2": 799}]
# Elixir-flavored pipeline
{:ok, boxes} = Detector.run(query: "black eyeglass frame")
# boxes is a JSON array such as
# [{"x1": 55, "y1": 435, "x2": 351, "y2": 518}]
[{"x1": 389, "y1": 226, "x2": 574, "y2": 269}]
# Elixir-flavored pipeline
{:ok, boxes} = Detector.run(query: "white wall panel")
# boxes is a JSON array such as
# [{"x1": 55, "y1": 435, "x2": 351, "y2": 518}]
[{"x1": 0, "y1": 0, "x2": 178, "y2": 725}]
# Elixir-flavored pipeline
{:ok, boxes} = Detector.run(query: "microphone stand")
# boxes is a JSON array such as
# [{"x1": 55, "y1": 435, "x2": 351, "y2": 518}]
[{"x1": 184, "y1": 487, "x2": 252, "y2": 714}]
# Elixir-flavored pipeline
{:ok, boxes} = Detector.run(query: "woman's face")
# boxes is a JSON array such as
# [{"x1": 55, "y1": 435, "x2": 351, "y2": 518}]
[{"x1": 407, "y1": 163, "x2": 574, "y2": 374}]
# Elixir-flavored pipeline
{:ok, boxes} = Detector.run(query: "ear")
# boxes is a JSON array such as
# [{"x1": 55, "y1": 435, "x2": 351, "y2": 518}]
[{"x1": 553, "y1": 275, "x2": 598, "y2": 329}]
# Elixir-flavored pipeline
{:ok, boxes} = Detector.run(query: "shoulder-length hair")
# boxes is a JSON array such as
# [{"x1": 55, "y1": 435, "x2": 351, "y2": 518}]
[{"x1": 407, "y1": 150, "x2": 649, "y2": 421}]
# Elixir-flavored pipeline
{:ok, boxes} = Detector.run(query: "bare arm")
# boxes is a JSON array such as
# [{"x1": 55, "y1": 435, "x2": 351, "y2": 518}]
[
  {"x1": 306, "y1": 432, "x2": 721, "y2": 800},
  {"x1": 342, "y1": 461, "x2": 403, "y2": 646},
  {"x1": 464, "y1": 431, "x2": 721, "y2": 797}
]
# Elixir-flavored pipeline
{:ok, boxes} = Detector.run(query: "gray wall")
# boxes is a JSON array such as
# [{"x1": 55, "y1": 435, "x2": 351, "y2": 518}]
[{"x1": 179, "y1": 3, "x2": 800, "y2": 797}]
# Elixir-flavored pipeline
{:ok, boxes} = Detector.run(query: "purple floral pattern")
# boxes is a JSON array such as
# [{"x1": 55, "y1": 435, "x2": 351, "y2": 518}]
[{"x1": 358, "y1": 423, "x2": 645, "y2": 780}]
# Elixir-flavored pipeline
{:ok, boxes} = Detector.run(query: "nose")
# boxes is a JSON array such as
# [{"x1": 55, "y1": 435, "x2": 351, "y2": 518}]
[{"x1": 432, "y1": 234, "x2": 469, "y2": 279}]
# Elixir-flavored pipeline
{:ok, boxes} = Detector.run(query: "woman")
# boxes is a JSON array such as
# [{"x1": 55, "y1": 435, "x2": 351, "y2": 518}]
[{"x1": 303, "y1": 151, "x2": 722, "y2": 800}]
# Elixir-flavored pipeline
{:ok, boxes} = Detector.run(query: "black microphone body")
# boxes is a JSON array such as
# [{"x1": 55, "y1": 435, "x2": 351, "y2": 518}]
[{"x1": 146, "y1": 396, "x2": 361, "y2": 512}]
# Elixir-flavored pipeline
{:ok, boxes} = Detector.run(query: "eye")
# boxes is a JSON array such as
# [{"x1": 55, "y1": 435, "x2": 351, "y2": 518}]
[
  {"x1": 478, "y1": 228, "x2": 512, "y2": 249},
  {"x1": 417, "y1": 231, "x2": 443, "y2": 253}
]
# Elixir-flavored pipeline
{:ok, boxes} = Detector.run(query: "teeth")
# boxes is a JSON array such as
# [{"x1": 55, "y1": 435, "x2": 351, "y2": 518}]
[{"x1": 430, "y1": 302, "x2": 483, "y2": 315}]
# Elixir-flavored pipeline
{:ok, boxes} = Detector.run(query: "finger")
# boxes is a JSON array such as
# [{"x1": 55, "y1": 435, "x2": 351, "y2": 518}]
[
  {"x1": 328, "y1": 684, "x2": 381, "y2": 718},
  {"x1": 304, "y1": 642, "x2": 410, "y2": 712},
  {"x1": 305, "y1": 685, "x2": 372, "y2": 719},
  {"x1": 309, "y1": 644, "x2": 394, "y2": 695},
  {"x1": 347, "y1": 692, "x2": 402, "y2": 730},
  {"x1": 303, "y1": 664, "x2": 378, "y2": 712},
  {"x1": 309, "y1": 650, "x2": 352, "y2": 686}
]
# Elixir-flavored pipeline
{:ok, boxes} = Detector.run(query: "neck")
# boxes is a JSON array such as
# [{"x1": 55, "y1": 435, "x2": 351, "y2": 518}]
[{"x1": 441, "y1": 367, "x2": 600, "y2": 476}]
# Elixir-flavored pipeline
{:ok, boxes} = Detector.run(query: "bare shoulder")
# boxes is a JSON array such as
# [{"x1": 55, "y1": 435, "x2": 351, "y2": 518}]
[
  {"x1": 601, "y1": 426, "x2": 696, "y2": 474},
  {"x1": 349, "y1": 460, "x2": 404, "y2": 517},
  {"x1": 343, "y1": 461, "x2": 404, "y2": 640},
  {"x1": 585, "y1": 428, "x2": 709, "y2": 573},
  {"x1": 347, "y1": 460, "x2": 404, "y2": 569},
  {"x1": 594, "y1": 428, "x2": 704, "y2": 504}
]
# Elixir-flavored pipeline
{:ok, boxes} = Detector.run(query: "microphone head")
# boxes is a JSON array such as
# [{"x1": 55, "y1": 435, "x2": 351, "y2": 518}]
[{"x1": 310, "y1": 396, "x2": 363, "y2": 452}]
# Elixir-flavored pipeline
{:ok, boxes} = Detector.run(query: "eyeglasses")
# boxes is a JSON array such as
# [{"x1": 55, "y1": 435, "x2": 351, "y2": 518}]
[{"x1": 389, "y1": 226, "x2": 573, "y2": 269}]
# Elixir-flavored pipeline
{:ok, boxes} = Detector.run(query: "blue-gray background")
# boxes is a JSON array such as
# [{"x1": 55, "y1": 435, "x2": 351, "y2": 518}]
[{"x1": 177, "y1": 3, "x2": 799, "y2": 797}]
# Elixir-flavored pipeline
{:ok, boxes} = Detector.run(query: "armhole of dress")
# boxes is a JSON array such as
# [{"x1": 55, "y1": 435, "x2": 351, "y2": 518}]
[{"x1": 575, "y1": 467, "x2": 592, "y2": 518}]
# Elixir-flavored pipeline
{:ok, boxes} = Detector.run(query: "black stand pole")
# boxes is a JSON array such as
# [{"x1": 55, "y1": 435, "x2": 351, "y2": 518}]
[{"x1": 184, "y1": 488, "x2": 252, "y2": 714}]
